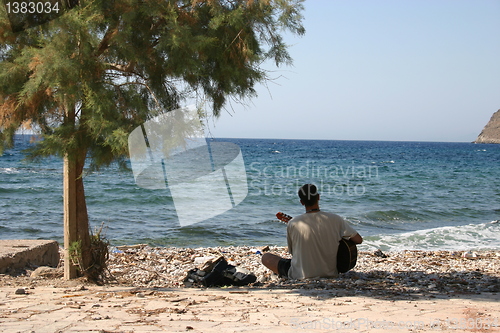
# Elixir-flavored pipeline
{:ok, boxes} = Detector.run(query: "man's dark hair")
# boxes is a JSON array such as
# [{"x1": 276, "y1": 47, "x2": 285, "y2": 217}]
[{"x1": 298, "y1": 184, "x2": 319, "y2": 207}]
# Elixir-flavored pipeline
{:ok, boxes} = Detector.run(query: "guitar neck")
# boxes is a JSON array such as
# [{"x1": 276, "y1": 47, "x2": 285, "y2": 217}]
[{"x1": 276, "y1": 212, "x2": 292, "y2": 224}]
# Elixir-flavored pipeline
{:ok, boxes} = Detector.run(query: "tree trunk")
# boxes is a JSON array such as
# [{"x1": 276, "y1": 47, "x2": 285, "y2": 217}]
[
  {"x1": 63, "y1": 103, "x2": 91, "y2": 280},
  {"x1": 63, "y1": 149, "x2": 91, "y2": 280}
]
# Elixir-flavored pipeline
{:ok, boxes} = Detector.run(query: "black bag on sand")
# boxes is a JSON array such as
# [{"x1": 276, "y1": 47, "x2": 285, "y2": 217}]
[{"x1": 201, "y1": 258, "x2": 257, "y2": 287}]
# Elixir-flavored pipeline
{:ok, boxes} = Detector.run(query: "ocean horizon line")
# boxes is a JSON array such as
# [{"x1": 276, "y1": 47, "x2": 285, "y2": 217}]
[
  {"x1": 211, "y1": 136, "x2": 488, "y2": 145},
  {"x1": 12, "y1": 133, "x2": 488, "y2": 145}
]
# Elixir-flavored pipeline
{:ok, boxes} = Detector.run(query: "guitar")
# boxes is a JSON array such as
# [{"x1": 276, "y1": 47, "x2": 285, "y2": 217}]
[{"x1": 276, "y1": 212, "x2": 358, "y2": 273}]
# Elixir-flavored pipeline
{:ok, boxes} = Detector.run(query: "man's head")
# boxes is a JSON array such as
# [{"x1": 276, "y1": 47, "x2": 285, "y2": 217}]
[{"x1": 298, "y1": 184, "x2": 319, "y2": 207}]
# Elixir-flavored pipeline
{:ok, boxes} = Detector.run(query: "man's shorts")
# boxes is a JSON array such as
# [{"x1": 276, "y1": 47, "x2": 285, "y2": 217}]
[{"x1": 277, "y1": 258, "x2": 291, "y2": 278}]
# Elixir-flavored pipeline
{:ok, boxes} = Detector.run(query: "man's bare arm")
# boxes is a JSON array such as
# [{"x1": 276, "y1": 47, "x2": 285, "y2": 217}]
[{"x1": 350, "y1": 233, "x2": 363, "y2": 244}]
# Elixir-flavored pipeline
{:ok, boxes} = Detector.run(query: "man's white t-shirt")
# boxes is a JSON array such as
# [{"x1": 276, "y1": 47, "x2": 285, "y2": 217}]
[{"x1": 286, "y1": 211, "x2": 358, "y2": 279}]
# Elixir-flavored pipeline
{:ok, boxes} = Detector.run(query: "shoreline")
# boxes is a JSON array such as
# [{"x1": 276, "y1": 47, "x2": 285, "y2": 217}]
[
  {"x1": 1, "y1": 246, "x2": 499, "y2": 332},
  {"x1": 2, "y1": 246, "x2": 499, "y2": 296},
  {"x1": 115, "y1": 246, "x2": 500, "y2": 297}
]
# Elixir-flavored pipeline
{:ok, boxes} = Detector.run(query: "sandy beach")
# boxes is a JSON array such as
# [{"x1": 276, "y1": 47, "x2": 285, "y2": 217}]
[{"x1": 1, "y1": 246, "x2": 499, "y2": 332}]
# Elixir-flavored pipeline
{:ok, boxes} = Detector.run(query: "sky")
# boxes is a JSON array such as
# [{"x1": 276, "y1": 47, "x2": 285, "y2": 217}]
[{"x1": 206, "y1": 0, "x2": 500, "y2": 142}]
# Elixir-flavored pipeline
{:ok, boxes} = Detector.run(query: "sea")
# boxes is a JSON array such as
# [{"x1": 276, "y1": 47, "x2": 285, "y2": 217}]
[{"x1": 1, "y1": 135, "x2": 499, "y2": 252}]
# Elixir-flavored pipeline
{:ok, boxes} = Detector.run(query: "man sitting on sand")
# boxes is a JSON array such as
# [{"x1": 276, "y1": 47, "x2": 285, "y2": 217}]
[{"x1": 262, "y1": 184, "x2": 363, "y2": 279}]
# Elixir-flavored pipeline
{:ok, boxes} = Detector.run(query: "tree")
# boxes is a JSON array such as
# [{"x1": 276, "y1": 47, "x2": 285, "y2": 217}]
[{"x1": 0, "y1": 0, "x2": 305, "y2": 279}]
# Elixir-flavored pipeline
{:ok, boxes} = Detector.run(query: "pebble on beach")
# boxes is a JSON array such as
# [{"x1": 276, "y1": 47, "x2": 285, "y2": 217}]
[
  {"x1": 3, "y1": 245, "x2": 499, "y2": 300},
  {"x1": 102, "y1": 245, "x2": 500, "y2": 299}
]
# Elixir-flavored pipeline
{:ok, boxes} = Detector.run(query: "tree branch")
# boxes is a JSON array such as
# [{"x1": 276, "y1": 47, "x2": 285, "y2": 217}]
[
  {"x1": 104, "y1": 62, "x2": 139, "y2": 76},
  {"x1": 95, "y1": 25, "x2": 120, "y2": 58}
]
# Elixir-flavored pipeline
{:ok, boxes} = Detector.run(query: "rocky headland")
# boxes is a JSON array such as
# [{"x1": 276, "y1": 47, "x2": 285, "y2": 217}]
[{"x1": 474, "y1": 109, "x2": 500, "y2": 144}]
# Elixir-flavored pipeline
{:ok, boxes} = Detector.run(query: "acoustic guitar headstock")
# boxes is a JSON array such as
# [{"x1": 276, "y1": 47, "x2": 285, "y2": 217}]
[{"x1": 276, "y1": 212, "x2": 292, "y2": 224}]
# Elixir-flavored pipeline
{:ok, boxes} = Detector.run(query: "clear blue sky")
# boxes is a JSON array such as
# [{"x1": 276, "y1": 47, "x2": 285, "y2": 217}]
[{"x1": 207, "y1": 0, "x2": 500, "y2": 142}]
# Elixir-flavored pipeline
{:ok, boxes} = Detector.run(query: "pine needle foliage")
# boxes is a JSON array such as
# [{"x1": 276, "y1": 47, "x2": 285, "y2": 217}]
[{"x1": 0, "y1": 0, "x2": 305, "y2": 161}]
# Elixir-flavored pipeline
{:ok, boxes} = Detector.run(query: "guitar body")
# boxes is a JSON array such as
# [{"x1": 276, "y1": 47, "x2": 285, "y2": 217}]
[
  {"x1": 337, "y1": 238, "x2": 358, "y2": 273},
  {"x1": 276, "y1": 212, "x2": 358, "y2": 273}
]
